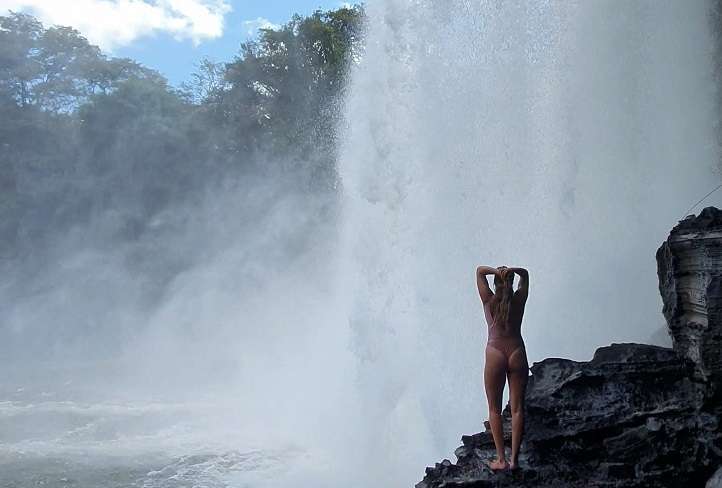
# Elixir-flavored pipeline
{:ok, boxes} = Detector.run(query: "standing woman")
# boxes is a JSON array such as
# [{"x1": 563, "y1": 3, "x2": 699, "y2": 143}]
[{"x1": 476, "y1": 265, "x2": 530, "y2": 471}]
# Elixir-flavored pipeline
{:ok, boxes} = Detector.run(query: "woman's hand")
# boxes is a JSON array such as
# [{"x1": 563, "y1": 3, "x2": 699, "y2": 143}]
[{"x1": 508, "y1": 267, "x2": 528, "y2": 277}]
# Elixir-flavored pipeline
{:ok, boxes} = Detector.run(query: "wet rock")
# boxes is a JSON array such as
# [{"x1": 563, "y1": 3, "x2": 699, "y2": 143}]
[
  {"x1": 417, "y1": 208, "x2": 722, "y2": 488},
  {"x1": 657, "y1": 206, "x2": 722, "y2": 393}
]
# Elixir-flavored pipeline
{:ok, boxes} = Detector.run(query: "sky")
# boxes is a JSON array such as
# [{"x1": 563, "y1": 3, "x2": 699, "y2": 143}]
[{"x1": 0, "y1": 0, "x2": 353, "y2": 86}]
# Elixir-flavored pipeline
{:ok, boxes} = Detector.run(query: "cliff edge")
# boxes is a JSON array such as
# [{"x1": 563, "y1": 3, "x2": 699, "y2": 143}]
[{"x1": 417, "y1": 207, "x2": 722, "y2": 488}]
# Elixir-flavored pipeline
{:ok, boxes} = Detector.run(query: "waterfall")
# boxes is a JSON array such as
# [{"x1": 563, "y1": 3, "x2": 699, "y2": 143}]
[
  {"x1": 336, "y1": 0, "x2": 720, "y2": 484},
  {"x1": 2, "y1": 2, "x2": 720, "y2": 487}
]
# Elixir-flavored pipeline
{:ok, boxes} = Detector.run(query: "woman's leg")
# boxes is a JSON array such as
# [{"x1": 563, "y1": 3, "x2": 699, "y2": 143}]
[
  {"x1": 484, "y1": 345, "x2": 509, "y2": 469},
  {"x1": 507, "y1": 347, "x2": 529, "y2": 468}
]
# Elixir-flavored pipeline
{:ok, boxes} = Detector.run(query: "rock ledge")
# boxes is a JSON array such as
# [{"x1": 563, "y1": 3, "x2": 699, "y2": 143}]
[{"x1": 417, "y1": 207, "x2": 722, "y2": 488}]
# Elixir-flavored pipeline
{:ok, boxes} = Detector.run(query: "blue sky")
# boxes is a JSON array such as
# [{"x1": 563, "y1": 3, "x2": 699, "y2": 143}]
[
  {"x1": 115, "y1": 1, "x2": 351, "y2": 86},
  {"x1": 1, "y1": 0, "x2": 353, "y2": 87}
]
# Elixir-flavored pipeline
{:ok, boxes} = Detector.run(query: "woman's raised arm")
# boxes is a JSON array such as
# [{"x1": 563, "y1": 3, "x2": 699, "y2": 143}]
[
  {"x1": 476, "y1": 266, "x2": 501, "y2": 304},
  {"x1": 509, "y1": 267, "x2": 529, "y2": 300}
]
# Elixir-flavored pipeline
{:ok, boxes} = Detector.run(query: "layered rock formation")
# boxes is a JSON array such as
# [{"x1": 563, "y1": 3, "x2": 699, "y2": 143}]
[
  {"x1": 657, "y1": 206, "x2": 722, "y2": 396},
  {"x1": 417, "y1": 207, "x2": 722, "y2": 488}
]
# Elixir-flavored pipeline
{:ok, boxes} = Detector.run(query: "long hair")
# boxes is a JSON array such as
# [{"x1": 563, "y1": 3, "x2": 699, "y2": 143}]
[{"x1": 491, "y1": 272, "x2": 514, "y2": 328}]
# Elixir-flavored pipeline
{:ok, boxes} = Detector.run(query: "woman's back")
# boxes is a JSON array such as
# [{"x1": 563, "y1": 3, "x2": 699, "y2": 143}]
[{"x1": 484, "y1": 293, "x2": 526, "y2": 338}]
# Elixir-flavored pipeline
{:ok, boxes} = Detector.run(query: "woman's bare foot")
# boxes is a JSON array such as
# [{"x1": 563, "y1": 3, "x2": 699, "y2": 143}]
[
  {"x1": 487, "y1": 458, "x2": 509, "y2": 471},
  {"x1": 509, "y1": 461, "x2": 520, "y2": 471}
]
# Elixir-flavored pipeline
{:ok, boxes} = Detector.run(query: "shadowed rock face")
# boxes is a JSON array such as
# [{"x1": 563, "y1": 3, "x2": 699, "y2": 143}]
[
  {"x1": 417, "y1": 207, "x2": 722, "y2": 488},
  {"x1": 657, "y1": 206, "x2": 722, "y2": 394}
]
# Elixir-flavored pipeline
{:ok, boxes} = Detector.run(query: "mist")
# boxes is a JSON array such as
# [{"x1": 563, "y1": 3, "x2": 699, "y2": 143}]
[
  {"x1": 2, "y1": 1, "x2": 722, "y2": 487},
  {"x1": 336, "y1": 3, "x2": 721, "y2": 483}
]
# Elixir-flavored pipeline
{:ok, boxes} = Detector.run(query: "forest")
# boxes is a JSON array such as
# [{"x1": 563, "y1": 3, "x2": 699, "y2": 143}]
[{"x1": 0, "y1": 6, "x2": 364, "y2": 262}]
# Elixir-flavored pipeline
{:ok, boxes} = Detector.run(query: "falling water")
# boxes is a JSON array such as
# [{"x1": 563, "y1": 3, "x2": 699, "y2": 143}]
[
  {"x1": 2, "y1": 2, "x2": 721, "y2": 487},
  {"x1": 337, "y1": 0, "x2": 721, "y2": 484}
]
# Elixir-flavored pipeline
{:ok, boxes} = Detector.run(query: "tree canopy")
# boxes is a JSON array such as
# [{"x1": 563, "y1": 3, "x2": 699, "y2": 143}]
[{"x1": 0, "y1": 5, "x2": 365, "y2": 260}]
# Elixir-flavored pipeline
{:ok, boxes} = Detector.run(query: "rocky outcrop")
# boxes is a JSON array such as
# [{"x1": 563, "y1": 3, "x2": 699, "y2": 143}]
[
  {"x1": 709, "y1": 467, "x2": 722, "y2": 488},
  {"x1": 417, "y1": 207, "x2": 722, "y2": 488},
  {"x1": 657, "y1": 206, "x2": 722, "y2": 395}
]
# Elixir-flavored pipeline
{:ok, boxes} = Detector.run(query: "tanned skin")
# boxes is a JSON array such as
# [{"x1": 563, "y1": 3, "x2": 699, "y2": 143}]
[{"x1": 476, "y1": 265, "x2": 529, "y2": 471}]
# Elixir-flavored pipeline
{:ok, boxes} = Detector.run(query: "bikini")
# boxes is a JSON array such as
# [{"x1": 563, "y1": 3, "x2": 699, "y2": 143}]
[{"x1": 484, "y1": 300, "x2": 526, "y2": 363}]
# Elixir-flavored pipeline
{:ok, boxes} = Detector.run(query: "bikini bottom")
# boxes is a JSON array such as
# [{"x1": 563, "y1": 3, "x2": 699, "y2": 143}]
[{"x1": 486, "y1": 336, "x2": 527, "y2": 366}]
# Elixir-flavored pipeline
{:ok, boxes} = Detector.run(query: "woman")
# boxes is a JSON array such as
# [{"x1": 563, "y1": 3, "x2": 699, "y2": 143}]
[{"x1": 476, "y1": 265, "x2": 530, "y2": 471}]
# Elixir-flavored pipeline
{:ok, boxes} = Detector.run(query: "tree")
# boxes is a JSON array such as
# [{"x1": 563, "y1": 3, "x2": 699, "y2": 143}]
[
  {"x1": 180, "y1": 57, "x2": 227, "y2": 105},
  {"x1": 221, "y1": 5, "x2": 365, "y2": 185},
  {"x1": 0, "y1": 4, "x2": 366, "y2": 259},
  {"x1": 0, "y1": 11, "x2": 159, "y2": 111}
]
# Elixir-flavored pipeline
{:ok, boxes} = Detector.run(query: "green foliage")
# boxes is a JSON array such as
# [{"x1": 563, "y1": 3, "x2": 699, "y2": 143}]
[
  {"x1": 0, "y1": 12, "x2": 159, "y2": 111},
  {"x1": 180, "y1": 57, "x2": 227, "y2": 105},
  {"x1": 79, "y1": 78, "x2": 193, "y2": 212},
  {"x1": 0, "y1": 4, "x2": 366, "y2": 258},
  {"x1": 223, "y1": 5, "x2": 364, "y2": 158}
]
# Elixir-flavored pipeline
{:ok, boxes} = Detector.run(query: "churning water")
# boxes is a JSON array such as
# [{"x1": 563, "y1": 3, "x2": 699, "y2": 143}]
[{"x1": 2, "y1": 1, "x2": 721, "y2": 487}]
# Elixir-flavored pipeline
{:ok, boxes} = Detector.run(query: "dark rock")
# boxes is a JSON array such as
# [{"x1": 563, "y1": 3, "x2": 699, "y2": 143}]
[
  {"x1": 418, "y1": 208, "x2": 722, "y2": 488},
  {"x1": 657, "y1": 206, "x2": 722, "y2": 393},
  {"x1": 708, "y1": 466, "x2": 722, "y2": 488}
]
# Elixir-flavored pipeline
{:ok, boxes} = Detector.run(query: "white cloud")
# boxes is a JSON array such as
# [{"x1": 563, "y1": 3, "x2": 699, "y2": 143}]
[
  {"x1": 0, "y1": 0, "x2": 232, "y2": 51},
  {"x1": 242, "y1": 16, "x2": 279, "y2": 37}
]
